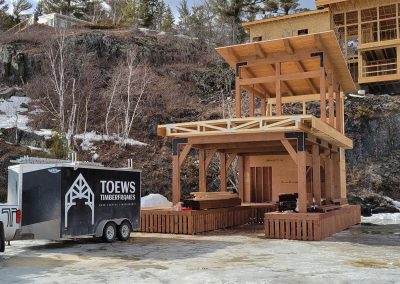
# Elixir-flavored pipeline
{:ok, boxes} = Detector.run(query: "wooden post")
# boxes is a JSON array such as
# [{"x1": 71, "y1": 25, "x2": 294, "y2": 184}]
[
  {"x1": 335, "y1": 86, "x2": 342, "y2": 133},
  {"x1": 332, "y1": 151, "x2": 340, "y2": 200},
  {"x1": 329, "y1": 76, "x2": 335, "y2": 127},
  {"x1": 320, "y1": 65, "x2": 326, "y2": 122},
  {"x1": 324, "y1": 153, "x2": 334, "y2": 201},
  {"x1": 341, "y1": 92, "x2": 345, "y2": 134},
  {"x1": 312, "y1": 144, "x2": 321, "y2": 206},
  {"x1": 249, "y1": 88, "x2": 255, "y2": 117},
  {"x1": 172, "y1": 155, "x2": 180, "y2": 204},
  {"x1": 261, "y1": 97, "x2": 267, "y2": 116},
  {"x1": 339, "y1": 149, "x2": 347, "y2": 201},
  {"x1": 220, "y1": 153, "x2": 227, "y2": 192},
  {"x1": 275, "y1": 62, "x2": 282, "y2": 116},
  {"x1": 297, "y1": 151, "x2": 307, "y2": 213},
  {"x1": 238, "y1": 156, "x2": 244, "y2": 200},
  {"x1": 235, "y1": 72, "x2": 241, "y2": 118},
  {"x1": 199, "y1": 149, "x2": 206, "y2": 192}
]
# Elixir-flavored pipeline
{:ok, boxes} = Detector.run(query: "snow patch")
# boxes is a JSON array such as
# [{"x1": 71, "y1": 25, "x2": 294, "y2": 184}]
[
  {"x1": 383, "y1": 196, "x2": 400, "y2": 210},
  {"x1": 75, "y1": 131, "x2": 147, "y2": 151},
  {"x1": 34, "y1": 129, "x2": 53, "y2": 139},
  {"x1": 362, "y1": 213, "x2": 400, "y2": 225},
  {"x1": 0, "y1": 96, "x2": 31, "y2": 130},
  {"x1": 141, "y1": 194, "x2": 172, "y2": 208}
]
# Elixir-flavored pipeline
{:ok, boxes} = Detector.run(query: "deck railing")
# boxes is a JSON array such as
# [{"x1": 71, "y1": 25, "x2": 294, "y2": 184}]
[{"x1": 362, "y1": 59, "x2": 397, "y2": 78}]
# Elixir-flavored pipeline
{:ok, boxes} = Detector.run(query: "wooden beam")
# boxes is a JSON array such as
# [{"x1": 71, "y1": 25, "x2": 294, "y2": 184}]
[
  {"x1": 226, "y1": 153, "x2": 237, "y2": 169},
  {"x1": 242, "y1": 48, "x2": 320, "y2": 67},
  {"x1": 178, "y1": 143, "x2": 192, "y2": 168},
  {"x1": 220, "y1": 153, "x2": 227, "y2": 192},
  {"x1": 320, "y1": 65, "x2": 327, "y2": 122},
  {"x1": 329, "y1": 76, "x2": 335, "y2": 127},
  {"x1": 335, "y1": 89, "x2": 342, "y2": 133},
  {"x1": 239, "y1": 70, "x2": 320, "y2": 86},
  {"x1": 276, "y1": 62, "x2": 282, "y2": 115},
  {"x1": 295, "y1": 61, "x2": 319, "y2": 93},
  {"x1": 189, "y1": 132, "x2": 285, "y2": 145},
  {"x1": 205, "y1": 149, "x2": 217, "y2": 169},
  {"x1": 261, "y1": 97, "x2": 267, "y2": 116},
  {"x1": 297, "y1": 151, "x2": 307, "y2": 213},
  {"x1": 312, "y1": 144, "x2": 321, "y2": 206},
  {"x1": 281, "y1": 139, "x2": 298, "y2": 165},
  {"x1": 199, "y1": 149, "x2": 206, "y2": 192},
  {"x1": 235, "y1": 76, "x2": 241, "y2": 118}
]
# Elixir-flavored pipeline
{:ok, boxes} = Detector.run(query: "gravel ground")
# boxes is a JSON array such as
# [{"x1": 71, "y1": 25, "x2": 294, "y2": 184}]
[{"x1": 0, "y1": 224, "x2": 399, "y2": 284}]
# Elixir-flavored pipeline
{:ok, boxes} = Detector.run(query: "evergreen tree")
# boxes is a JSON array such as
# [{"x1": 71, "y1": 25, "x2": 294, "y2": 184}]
[
  {"x1": 264, "y1": 0, "x2": 299, "y2": 16},
  {"x1": 121, "y1": 0, "x2": 138, "y2": 25},
  {"x1": 13, "y1": 0, "x2": 33, "y2": 20},
  {"x1": 153, "y1": 0, "x2": 165, "y2": 30},
  {"x1": 0, "y1": 0, "x2": 8, "y2": 13},
  {"x1": 177, "y1": 0, "x2": 190, "y2": 34},
  {"x1": 38, "y1": 0, "x2": 87, "y2": 18},
  {"x1": 138, "y1": 0, "x2": 158, "y2": 28},
  {"x1": 161, "y1": 5, "x2": 174, "y2": 31}
]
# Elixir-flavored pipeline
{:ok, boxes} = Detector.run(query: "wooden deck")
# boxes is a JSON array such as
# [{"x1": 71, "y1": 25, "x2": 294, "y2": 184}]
[
  {"x1": 140, "y1": 203, "x2": 276, "y2": 235},
  {"x1": 264, "y1": 205, "x2": 361, "y2": 241}
]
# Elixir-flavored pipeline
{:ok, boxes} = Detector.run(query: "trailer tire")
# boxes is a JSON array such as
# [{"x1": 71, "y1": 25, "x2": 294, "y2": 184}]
[
  {"x1": 102, "y1": 222, "x2": 116, "y2": 243},
  {"x1": 117, "y1": 221, "x2": 132, "y2": 241},
  {"x1": 0, "y1": 223, "x2": 5, "y2": 253}
]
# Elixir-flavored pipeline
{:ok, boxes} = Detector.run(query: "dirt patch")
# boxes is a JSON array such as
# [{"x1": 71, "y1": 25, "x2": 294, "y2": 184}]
[
  {"x1": 350, "y1": 259, "x2": 390, "y2": 268},
  {"x1": 3, "y1": 256, "x2": 75, "y2": 268}
]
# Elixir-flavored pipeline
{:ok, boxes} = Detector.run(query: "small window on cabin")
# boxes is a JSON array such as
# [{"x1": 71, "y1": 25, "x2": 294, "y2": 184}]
[
  {"x1": 252, "y1": 36, "x2": 262, "y2": 42},
  {"x1": 297, "y1": 29, "x2": 308, "y2": 36}
]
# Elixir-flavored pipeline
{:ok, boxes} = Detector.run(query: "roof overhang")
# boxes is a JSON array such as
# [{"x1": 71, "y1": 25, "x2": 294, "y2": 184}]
[
  {"x1": 215, "y1": 31, "x2": 357, "y2": 97},
  {"x1": 241, "y1": 9, "x2": 329, "y2": 30}
]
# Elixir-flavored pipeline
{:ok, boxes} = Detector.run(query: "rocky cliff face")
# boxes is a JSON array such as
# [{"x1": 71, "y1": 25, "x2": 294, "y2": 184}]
[
  {"x1": 345, "y1": 95, "x2": 400, "y2": 215},
  {"x1": 0, "y1": 27, "x2": 399, "y2": 215}
]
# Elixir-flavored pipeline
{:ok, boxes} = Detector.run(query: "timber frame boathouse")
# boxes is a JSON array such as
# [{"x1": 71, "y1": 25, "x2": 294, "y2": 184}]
[{"x1": 142, "y1": 30, "x2": 361, "y2": 241}]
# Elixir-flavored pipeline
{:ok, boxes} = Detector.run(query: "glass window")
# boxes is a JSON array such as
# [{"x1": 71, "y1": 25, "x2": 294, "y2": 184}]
[{"x1": 7, "y1": 169, "x2": 18, "y2": 205}]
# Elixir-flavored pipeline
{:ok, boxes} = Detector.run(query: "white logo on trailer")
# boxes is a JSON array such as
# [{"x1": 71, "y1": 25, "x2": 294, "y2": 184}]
[{"x1": 65, "y1": 174, "x2": 94, "y2": 227}]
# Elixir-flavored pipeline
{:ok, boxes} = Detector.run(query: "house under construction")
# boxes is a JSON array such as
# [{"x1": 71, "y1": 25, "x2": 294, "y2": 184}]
[{"x1": 242, "y1": 0, "x2": 400, "y2": 94}]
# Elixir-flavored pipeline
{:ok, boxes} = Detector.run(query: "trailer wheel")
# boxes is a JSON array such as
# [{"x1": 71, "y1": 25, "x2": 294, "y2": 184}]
[
  {"x1": 0, "y1": 223, "x2": 5, "y2": 253},
  {"x1": 117, "y1": 221, "x2": 132, "y2": 241},
  {"x1": 102, "y1": 222, "x2": 116, "y2": 243}
]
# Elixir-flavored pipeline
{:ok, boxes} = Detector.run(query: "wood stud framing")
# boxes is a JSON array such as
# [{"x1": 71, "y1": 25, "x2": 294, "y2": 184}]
[{"x1": 163, "y1": 32, "x2": 353, "y2": 222}]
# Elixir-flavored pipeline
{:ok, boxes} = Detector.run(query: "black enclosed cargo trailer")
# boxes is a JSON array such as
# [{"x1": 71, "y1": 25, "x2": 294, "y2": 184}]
[{"x1": 9, "y1": 160, "x2": 141, "y2": 243}]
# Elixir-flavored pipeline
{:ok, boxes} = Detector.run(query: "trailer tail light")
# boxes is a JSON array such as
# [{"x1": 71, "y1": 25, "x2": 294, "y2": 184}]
[{"x1": 16, "y1": 209, "x2": 21, "y2": 224}]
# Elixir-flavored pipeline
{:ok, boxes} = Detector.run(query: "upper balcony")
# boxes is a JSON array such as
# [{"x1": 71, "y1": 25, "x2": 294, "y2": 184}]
[{"x1": 158, "y1": 31, "x2": 356, "y2": 150}]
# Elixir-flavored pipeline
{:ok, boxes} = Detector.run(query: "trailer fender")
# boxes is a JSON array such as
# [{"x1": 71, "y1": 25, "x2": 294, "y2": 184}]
[{"x1": 95, "y1": 219, "x2": 133, "y2": 237}]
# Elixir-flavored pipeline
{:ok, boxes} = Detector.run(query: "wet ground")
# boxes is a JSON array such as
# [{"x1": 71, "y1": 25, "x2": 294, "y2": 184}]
[{"x1": 0, "y1": 224, "x2": 399, "y2": 283}]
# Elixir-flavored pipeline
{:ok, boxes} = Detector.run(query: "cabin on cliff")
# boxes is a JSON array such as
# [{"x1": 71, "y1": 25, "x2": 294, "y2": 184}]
[{"x1": 243, "y1": 0, "x2": 400, "y2": 95}]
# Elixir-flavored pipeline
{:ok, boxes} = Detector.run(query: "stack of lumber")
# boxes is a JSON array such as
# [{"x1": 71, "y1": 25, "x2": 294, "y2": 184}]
[{"x1": 183, "y1": 192, "x2": 241, "y2": 210}]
